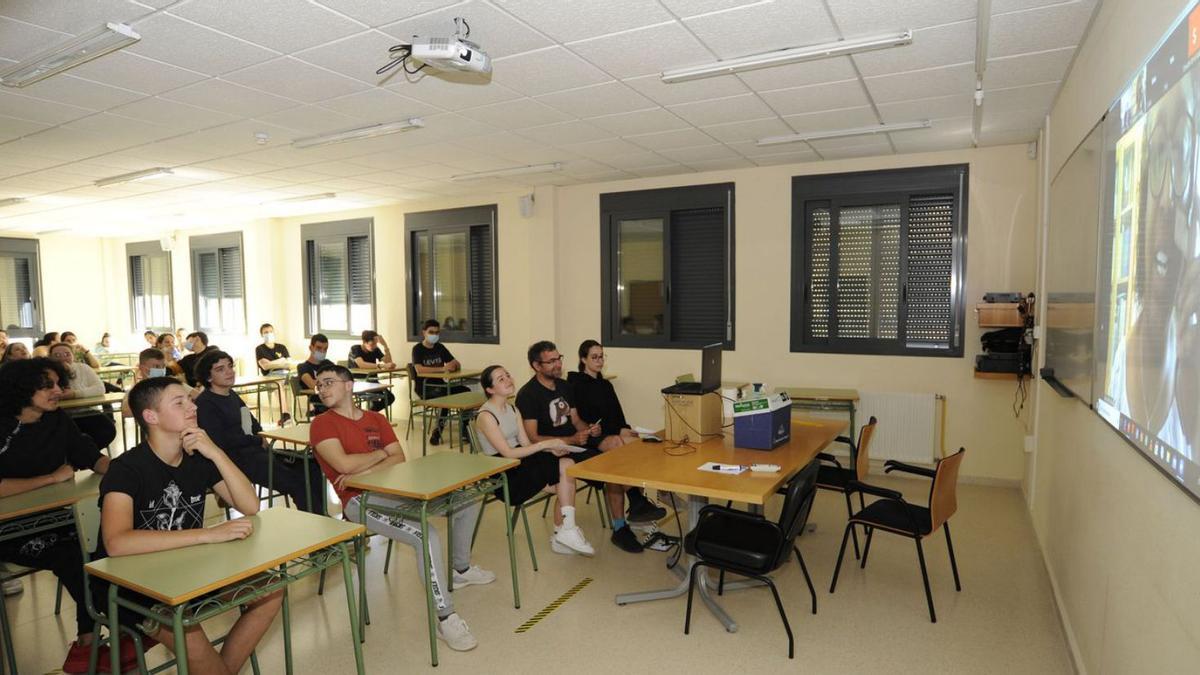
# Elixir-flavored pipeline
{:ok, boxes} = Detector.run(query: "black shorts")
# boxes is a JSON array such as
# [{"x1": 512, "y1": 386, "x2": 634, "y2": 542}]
[{"x1": 495, "y1": 451, "x2": 562, "y2": 506}]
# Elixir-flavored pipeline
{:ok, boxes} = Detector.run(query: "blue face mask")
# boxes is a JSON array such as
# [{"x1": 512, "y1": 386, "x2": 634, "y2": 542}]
[
  {"x1": 184, "y1": 339, "x2": 195, "y2": 351},
  {"x1": 313, "y1": 350, "x2": 327, "y2": 361},
  {"x1": 149, "y1": 367, "x2": 167, "y2": 378},
  {"x1": 426, "y1": 333, "x2": 440, "y2": 345}
]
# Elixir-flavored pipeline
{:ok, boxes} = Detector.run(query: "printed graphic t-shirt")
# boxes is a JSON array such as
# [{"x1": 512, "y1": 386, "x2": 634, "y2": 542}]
[
  {"x1": 310, "y1": 409, "x2": 398, "y2": 504},
  {"x1": 515, "y1": 376, "x2": 576, "y2": 438}
]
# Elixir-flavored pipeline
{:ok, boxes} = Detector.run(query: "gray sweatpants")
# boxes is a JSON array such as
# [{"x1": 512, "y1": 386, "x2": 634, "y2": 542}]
[{"x1": 344, "y1": 494, "x2": 481, "y2": 617}]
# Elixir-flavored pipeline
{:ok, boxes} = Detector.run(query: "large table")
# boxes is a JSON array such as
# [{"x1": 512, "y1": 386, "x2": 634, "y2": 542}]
[
  {"x1": 568, "y1": 418, "x2": 845, "y2": 632},
  {"x1": 0, "y1": 472, "x2": 102, "y2": 674},
  {"x1": 85, "y1": 508, "x2": 366, "y2": 675},
  {"x1": 781, "y1": 387, "x2": 859, "y2": 440},
  {"x1": 344, "y1": 452, "x2": 518, "y2": 667}
]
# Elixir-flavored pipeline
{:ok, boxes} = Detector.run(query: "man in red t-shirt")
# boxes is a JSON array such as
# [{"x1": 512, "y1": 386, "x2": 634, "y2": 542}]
[{"x1": 309, "y1": 363, "x2": 491, "y2": 653}]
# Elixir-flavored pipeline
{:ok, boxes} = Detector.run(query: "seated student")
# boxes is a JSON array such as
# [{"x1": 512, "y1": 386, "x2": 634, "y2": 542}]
[
  {"x1": 310, "y1": 363, "x2": 492, "y2": 652},
  {"x1": 32, "y1": 331, "x2": 59, "y2": 358},
  {"x1": 348, "y1": 330, "x2": 396, "y2": 412},
  {"x1": 515, "y1": 341, "x2": 647, "y2": 554},
  {"x1": 477, "y1": 365, "x2": 594, "y2": 555},
  {"x1": 60, "y1": 332, "x2": 100, "y2": 369},
  {"x1": 155, "y1": 333, "x2": 184, "y2": 377},
  {"x1": 177, "y1": 331, "x2": 216, "y2": 388},
  {"x1": 142, "y1": 330, "x2": 157, "y2": 348},
  {"x1": 255, "y1": 323, "x2": 291, "y2": 376},
  {"x1": 0, "y1": 358, "x2": 130, "y2": 674},
  {"x1": 2, "y1": 342, "x2": 29, "y2": 363},
  {"x1": 193, "y1": 350, "x2": 324, "y2": 514},
  {"x1": 95, "y1": 377, "x2": 283, "y2": 675},
  {"x1": 122, "y1": 348, "x2": 168, "y2": 418},
  {"x1": 173, "y1": 328, "x2": 187, "y2": 357},
  {"x1": 49, "y1": 343, "x2": 117, "y2": 450},
  {"x1": 0, "y1": 328, "x2": 8, "y2": 354},
  {"x1": 94, "y1": 332, "x2": 111, "y2": 356},
  {"x1": 567, "y1": 340, "x2": 664, "y2": 525},
  {"x1": 412, "y1": 319, "x2": 469, "y2": 445},
  {"x1": 295, "y1": 334, "x2": 333, "y2": 416}
]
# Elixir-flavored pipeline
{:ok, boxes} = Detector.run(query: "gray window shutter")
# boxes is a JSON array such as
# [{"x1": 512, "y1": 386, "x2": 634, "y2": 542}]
[
  {"x1": 468, "y1": 224, "x2": 494, "y2": 338},
  {"x1": 669, "y1": 206, "x2": 726, "y2": 343},
  {"x1": 905, "y1": 194, "x2": 955, "y2": 346}
]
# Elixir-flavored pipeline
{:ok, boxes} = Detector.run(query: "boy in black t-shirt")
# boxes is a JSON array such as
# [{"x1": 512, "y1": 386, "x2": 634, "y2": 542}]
[
  {"x1": 348, "y1": 330, "x2": 396, "y2": 412},
  {"x1": 0, "y1": 358, "x2": 125, "y2": 674},
  {"x1": 296, "y1": 333, "x2": 333, "y2": 416},
  {"x1": 177, "y1": 331, "x2": 216, "y2": 388},
  {"x1": 254, "y1": 323, "x2": 292, "y2": 376},
  {"x1": 96, "y1": 377, "x2": 281, "y2": 675},
  {"x1": 412, "y1": 319, "x2": 470, "y2": 445}
]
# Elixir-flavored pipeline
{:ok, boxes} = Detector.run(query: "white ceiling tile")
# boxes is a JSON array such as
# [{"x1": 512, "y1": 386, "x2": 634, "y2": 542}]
[
  {"x1": 293, "y1": 30, "x2": 398, "y2": 84},
  {"x1": 853, "y1": 20, "x2": 975, "y2": 77},
  {"x1": 726, "y1": 139, "x2": 811, "y2": 159},
  {"x1": 170, "y1": 0, "x2": 365, "y2": 53},
  {"x1": 890, "y1": 116, "x2": 973, "y2": 153},
  {"x1": 300, "y1": 161, "x2": 378, "y2": 178},
  {"x1": 162, "y1": 79, "x2": 300, "y2": 118},
  {"x1": 826, "y1": 0, "x2": 977, "y2": 33},
  {"x1": 752, "y1": 149, "x2": 821, "y2": 166},
  {"x1": 318, "y1": 88, "x2": 442, "y2": 121},
  {"x1": 109, "y1": 96, "x2": 240, "y2": 131},
  {"x1": 809, "y1": 133, "x2": 896, "y2": 151},
  {"x1": 535, "y1": 81, "x2": 654, "y2": 118},
  {"x1": 0, "y1": 114, "x2": 50, "y2": 141},
  {"x1": 0, "y1": 91, "x2": 94, "y2": 125},
  {"x1": 379, "y1": 1, "x2": 554, "y2": 59},
  {"x1": 188, "y1": 156, "x2": 279, "y2": 175},
  {"x1": 2, "y1": 128, "x2": 120, "y2": 161},
  {"x1": 224, "y1": 57, "x2": 371, "y2": 103},
  {"x1": 389, "y1": 74, "x2": 523, "y2": 110},
  {"x1": 994, "y1": 0, "x2": 1095, "y2": 13},
  {"x1": 700, "y1": 117, "x2": 792, "y2": 143},
  {"x1": 586, "y1": 108, "x2": 689, "y2": 136},
  {"x1": 459, "y1": 97, "x2": 573, "y2": 129},
  {"x1": 758, "y1": 79, "x2": 868, "y2": 116},
  {"x1": 986, "y1": 47, "x2": 1074, "y2": 90},
  {"x1": 259, "y1": 167, "x2": 336, "y2": 184},
  {"x1": 61, "y1": 112, "x2": 179, "y2": 145},
  {"x1": 658, "y1": 0, "x2": 765, "y2": 18},
  {"x1": 864, "y1": 63, "x2": 974, "y2": 102},
  {"x1": 624, "y1": 72, "x2": 750, "y2": 106},
  {"x1": 657, "y1": 144, "x2": 740, "y2": 163},
  {"x1": 812, "y1": 140, "x2": 894, "y2": 160},
  {"x1": 782, "y1": 105, "x2": 880, "y2": 133},
  {"x1": 254, "y1": 105, "x2": 362, "y2": 135},
  {"x1": 0, "y1": 16, "x2": 69, "y2": 62},
  {"x1": 490, "y1": 47, "x2": 611, "y2": 96},
  {"x1": 685, "y1": 157, "x2": 755, "y2": 171},
  {"x1": 15, "y1": 74, "x2": 144, "y2": 110},
  {"x1": 982, "y1": 107, "x2": 1045, "y2": 134},
  {"x1": 0, "y1": 0, "x2": 152, "y2": 34},
  {"x1": 604, "y1": 152, "x2": 679, "y2": 171},
  {"x1": 684, "y1": 1, "x2": 839, "y2": 59},
  {"x1": 567, "y1": 21, "x2": 712, "y2": 79},
  {"x1": 986, "y1": 81, "x2": 1059, "y2": 114},
  {"x1": 559, "y1": 138, "x2": 656, "y2": 162},
  {"x1": 627, "y1": 127, "x2": 716, "y2": 151},
  {"x1": 397, "y1": 112, "x2": 498, "y2": 143},
  {"x1": 668, "y1": 93, "x2": 776, "y2": 126},
  {"x1": 630, "y1": 164, "x2": 693, "y2": 177},
  {"x1": 735, "y1": 56, "x2": 858, "y2": 91},
  {"x1": 515, "y1": 120, "x2": 615, "y2": 145},
  {"x1": 979, "y1": 127, "x2": 1039, "y2": 145},
  {"x1": 126, "y1": 13, "x2": 278, "y2": 75},
  {"x1": 989, "y1": 1, "x2": 1096, "y2": 58},
  {"x1": 496, "y1": 0, "x2": 672, "y2": 42},
  {"x1": 314, "y1": 0, "x2": 462, "y2": 27},
  {"x1": 877, "y1": 94, "x2": 973, "y2": 123},
  {"x1": 67, "y1": 52, "x2": 208, "y2": 95}
]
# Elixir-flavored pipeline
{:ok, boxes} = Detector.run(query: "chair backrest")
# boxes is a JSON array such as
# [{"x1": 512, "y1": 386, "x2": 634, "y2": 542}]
[
  {"x1": 289, "y1": 373, "x2": 305, "y2": 397},
  {"x1": 464, "y1": 416, "x2": 482, "y2": 454},
  {"x1": 73, "y1": 498, "x2": 102, "y2": 564},
  {"x1": 675, "y1": 373, "x2": 696, "y2": 383},
  {"x1": 776, "y1": 459, "x2": 820, "y2": 559},
  {"x1": 854, "y1": 416, "x2": 878, "y2": 480},
  {"x1": 406, "y1": 363, "x2": 420, "y2": 401},
  {"x1": 928, "y1": 448, "x2": 966, "y2": 531}
]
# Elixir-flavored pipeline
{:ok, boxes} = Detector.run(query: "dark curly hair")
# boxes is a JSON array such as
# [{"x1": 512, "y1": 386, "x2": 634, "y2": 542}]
[
  {"x1": 193, "y1": 349, "x2": 233, "y2": 387},
  {"x1": 0, "y1": 357, "x2": 71, "y2": 417}
]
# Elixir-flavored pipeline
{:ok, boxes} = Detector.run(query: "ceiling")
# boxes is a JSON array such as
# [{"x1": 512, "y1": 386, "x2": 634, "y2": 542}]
[{"x1": 0, "y1": 0, "x2": 1097, "y2": 237}]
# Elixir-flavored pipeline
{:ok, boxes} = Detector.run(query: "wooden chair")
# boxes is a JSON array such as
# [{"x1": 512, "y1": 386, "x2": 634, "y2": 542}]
[
  {"x1": 829, "y1": 448, "x2": 966, "y2": 623},
  {"x1": 810, "y1": 416, "x2": 878, "y2": 559}
]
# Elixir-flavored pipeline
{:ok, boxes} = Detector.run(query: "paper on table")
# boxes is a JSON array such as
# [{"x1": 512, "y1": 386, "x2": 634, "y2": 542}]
[{"x1": 698, "y1": 462, "x2": 748, "y2": 475}]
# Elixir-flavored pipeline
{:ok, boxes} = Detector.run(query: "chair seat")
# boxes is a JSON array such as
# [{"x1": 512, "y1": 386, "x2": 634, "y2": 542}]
[
  {"x1": 850, "y1": 499, "x2": 933, "y2": 537},
  {"x1": 815, "y1": 464, "x2": 854, "y2": 491},
  {"x1": 684, "y1": 517, "x2": 778, "y2": 573}
]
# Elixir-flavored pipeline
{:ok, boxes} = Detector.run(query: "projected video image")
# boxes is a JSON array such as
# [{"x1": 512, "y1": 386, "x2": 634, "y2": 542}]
[{"x1": 1096, "y1": 2, "x2": 1200, "y2": 493}]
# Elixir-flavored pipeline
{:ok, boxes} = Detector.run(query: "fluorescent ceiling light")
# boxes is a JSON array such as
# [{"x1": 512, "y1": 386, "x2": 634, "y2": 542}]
[
  {"x1": 450, "y1": 162, "x2": 563, "y2": 182},
  {"x1": 756, "y1": 120, "x2": 932, "y2": 146},
  {"x1": 269, "y1": 193, "x2": 337, "y2": 204},
  {"x1": 661, "y1": 30, "x2": 912, "y2": 84},
  {"x1": 0, "y1": 198, "x2": 27, "y2": 208},
  {"x1": 0, "y1": 22, "x2": 140, "y2": 88},
  {"x1": 94, "y1": 167, "x2": 174, "y2": 187},
  {"x1": 292, "y1": 118, "x2": 424, "y2": 149}
]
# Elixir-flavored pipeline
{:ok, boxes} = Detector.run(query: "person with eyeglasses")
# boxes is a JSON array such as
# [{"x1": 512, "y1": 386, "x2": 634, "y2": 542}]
[{"x1": 411, "y1": 319, "x2": 470, "y2": 446}]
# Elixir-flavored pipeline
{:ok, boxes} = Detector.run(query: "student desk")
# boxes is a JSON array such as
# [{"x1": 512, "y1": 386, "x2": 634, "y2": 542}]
[
  {"x1": 344, "y1": 453, "x2": 518, "y2": 667},
  {"x1": 0, "y1": 471, "x2": 101, "y2": 674},
  {"x1": 232, "y1": 375, "x2": 288, "y2": 422},
  {"x1": 85, "y1": 508, "x2": 366, "y2": 675},
  {"x1": 567, "y1": 418, "x2": 845, "y2": 632},
  {"x1": 349, "y1": 366, "x2": 406, "y2": 383},
  {"x1": 59, "y1": 392, "x2": 127, "y2": 451},
  {"x1": 300, "y1": 381, "x2": 394, "y2": 419},
  {"x1": 419, "y1": 391, "x2": 486, "y2": 456},
  {"x1": 96, "y1": 364, "x2": 135, "y2": 386},
  {"x1": 101, "y1": 352, "x2": 139, "y2": 367},
  {"x1": 781, "y1": 387, "x2": 859, "y2": 439}
]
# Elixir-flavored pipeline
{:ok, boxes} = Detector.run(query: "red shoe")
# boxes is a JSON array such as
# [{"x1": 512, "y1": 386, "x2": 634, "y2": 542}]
[
  {"x1": 62, "y1": 636, "x2": 147, "y2": 674},
  {"x1": 61, "y1": 640, "x2": 102, "y2": 674}
]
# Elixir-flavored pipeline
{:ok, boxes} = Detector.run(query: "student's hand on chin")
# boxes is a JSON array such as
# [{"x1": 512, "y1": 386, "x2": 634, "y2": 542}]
[{"x1": 181, "y1": 428, "x2": 222, "y2": 459}]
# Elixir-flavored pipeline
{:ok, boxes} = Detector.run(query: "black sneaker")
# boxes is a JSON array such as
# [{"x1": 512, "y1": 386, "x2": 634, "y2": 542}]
[
  {"x1": 627, "y1": 499, "x2": 667, "y2": 523},
  {"x1": 429, "y1": 430, "x2": 442, "y2": 446},
  {"x1": 610, "y1": 525, "x2": 644, "y2": 553}
]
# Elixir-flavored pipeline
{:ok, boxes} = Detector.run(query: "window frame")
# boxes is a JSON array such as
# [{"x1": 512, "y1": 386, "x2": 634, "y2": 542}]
[
  {"x1": 600, "y1": 182, "x2": 736, "y2": 350},
  {"x1": 126, "y1": 240, "x2": 174, "y2": 334},
  {"x1": 0, "y1": 237, "x2": 43, "y2": 339},
  {"x1": 790, "y1": 164, "x2": 969, "y2": 357},
  {"x1": 404, "y1": 204, "x2": 499, "y2": 345},
  {"x1": 189, "y1": 231, "x2": 246, "y2": 335},
  {"x1": 302, "y1": 218, "x2": 376, "y2": 340}
]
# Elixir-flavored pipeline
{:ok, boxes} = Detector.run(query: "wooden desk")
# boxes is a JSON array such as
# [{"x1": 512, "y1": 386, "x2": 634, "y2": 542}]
[
  {"x1": 345, "y1": 453, "x2": 518, "y2": 666},
  {"x1": 568, "y1": 418, "x2": 845, "y2": 631},
  {"x1": 781, "y1": 387, "x2": 860, "y2": 439},
  {"x1": 85, "y1": 508, "x2": 366, "y2": 675},
  {"x1": 233, "y1": 375, "x2": 288, "y2": 421},
  {"x1": 0, "y1": 472, "x2": 101, "y2": 673},
  {"x1": 419, "y1": 391, "x2": 486, "y2": 456}
]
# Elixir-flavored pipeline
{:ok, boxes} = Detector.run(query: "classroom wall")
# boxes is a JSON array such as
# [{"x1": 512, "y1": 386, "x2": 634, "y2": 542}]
[{"x1": 1032, "y1": 0, "x2": 1200, "y2": 672}]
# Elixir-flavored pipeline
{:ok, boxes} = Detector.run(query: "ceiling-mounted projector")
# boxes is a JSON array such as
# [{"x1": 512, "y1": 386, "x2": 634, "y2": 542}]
[{"x1": 409, "y1": 35, "x2": 491, "y2": 75}]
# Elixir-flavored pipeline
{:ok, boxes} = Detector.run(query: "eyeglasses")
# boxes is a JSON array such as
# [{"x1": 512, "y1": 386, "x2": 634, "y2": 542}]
[
  {"x1": 314, "y1": 379, "x2": 346, "y2": 391},
  {"x1": 538, "y1": 356, "x2": 563, "y2": 365}
]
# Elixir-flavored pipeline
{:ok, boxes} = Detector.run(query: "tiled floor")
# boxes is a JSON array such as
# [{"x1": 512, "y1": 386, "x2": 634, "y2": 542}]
[{"x1": 4, "y1": 439, "x2": 1072, "y2": 675}]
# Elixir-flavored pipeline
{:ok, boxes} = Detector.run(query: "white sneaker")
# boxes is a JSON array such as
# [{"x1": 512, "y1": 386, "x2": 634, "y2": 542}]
[
  {"x1": 552, "y1": 526, "x2": 595, "y2": 556},
  {"x1": 1, "y1": 578, "x2": 22, "y2": 597},
  {"x1": 436, "y1": 613, "x2": 478, "y2": 651},
  {"x1": 550, "y1": 534, "x2": 578, "y2": 556},
  {"x1": 452, "y1": 565, "x2": 495, "y2": 587}
]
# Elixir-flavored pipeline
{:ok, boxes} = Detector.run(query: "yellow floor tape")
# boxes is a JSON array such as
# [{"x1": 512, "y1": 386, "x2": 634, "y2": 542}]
[{"x1": 514, "y1": 577, "x2": 593, "y2": 634}]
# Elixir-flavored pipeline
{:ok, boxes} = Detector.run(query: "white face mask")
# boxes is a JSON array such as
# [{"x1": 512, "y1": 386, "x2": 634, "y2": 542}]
[
  {"x1": 263, "y1": 332, "x2": 275, "y2": 343},
  {"x1": 313, "y1": 350, "x2": 327, "y2": 361},
  {"x1": 149, "y1": 367, "x2": 167, "y2": 378},
  {"x1": 426, "y1": 333, "x2": 440, "y2": 345}
]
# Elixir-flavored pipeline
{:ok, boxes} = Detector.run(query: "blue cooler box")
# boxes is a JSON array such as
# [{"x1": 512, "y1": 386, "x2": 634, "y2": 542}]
[{"x1": 732, "y1": 394, "x2": 791, "y2": 450}]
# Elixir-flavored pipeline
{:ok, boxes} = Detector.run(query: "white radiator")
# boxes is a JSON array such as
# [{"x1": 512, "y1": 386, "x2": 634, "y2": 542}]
[{"x1": 854, "y1": 391, "x2": 941, "y2": 464}]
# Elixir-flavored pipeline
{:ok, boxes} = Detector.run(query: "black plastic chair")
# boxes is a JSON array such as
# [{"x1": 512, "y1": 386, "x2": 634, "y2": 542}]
[
  {"x1": 829, "y1": 448, "x2": 966, "y2": 623},
  {"x1": 683, "y1": 460, "x2": 820, "y2": 659}
]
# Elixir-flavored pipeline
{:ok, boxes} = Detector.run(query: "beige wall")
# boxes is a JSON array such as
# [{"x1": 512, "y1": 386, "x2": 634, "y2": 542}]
[{"x1": 1033, "y1": 0, "x2": 1200, "y2": 673}]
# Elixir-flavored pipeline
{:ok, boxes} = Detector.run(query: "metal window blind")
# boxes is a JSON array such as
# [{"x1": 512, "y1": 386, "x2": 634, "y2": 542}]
[
  {"x1": 196, "y1": 251, "x2": 219, "y2": 329},
  {"x1": 669, "y1": 206, "x2": 727, "y2": 343},
  {"x1": 835, "y1": 204, "x2": 900, "y2": 340},
  {"x1": 468, "y1": 224, "x2": 494, "y2": 338},
  {"x1": 348, "y1": 236, "x2": 371, "y2": 305},
  {"x1": 905, "y1": 194, "x2": 955, "y2": 346},
  {"x1": 219, "y1": 247, "x2": 242, "y2": 299},
  {"x1": 809, "y1": 207, "x2": 832, "y2": 339},
  {"x1": 0, "y1": 256, "x2": 33, "y2": 330}
]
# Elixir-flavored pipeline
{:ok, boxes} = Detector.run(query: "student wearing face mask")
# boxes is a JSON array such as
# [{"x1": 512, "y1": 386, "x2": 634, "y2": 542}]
[
  {"x1": 411, "y1": 319, "x2": 469, "y2": 446},
  {"x1": 296, "y1": 334, "x2": 333, "y2": 416},
  {"x1": 122, "y1": 348, "x2": 169, "y2": 418},
  {"x1": 255, "y1": 323, "x2": 292, "y2": 376},
  {"x1": 177, "y1": 332, "x2": 215, "y2": 388}
]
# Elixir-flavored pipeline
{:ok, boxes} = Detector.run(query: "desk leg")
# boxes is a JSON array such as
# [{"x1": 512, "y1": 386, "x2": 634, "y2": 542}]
[
  {"x1": 501, "y1": 474, "x2": 520, "y2": 609},
  {"x1": 445, "y1": 505, "x2": 454, "y2": 594},
  {"x1": 267, "y1": 441, "x2": 276, "y2": 508},
  {"x1": 340, "y1": 543, "x2": 366, "y2": 675},
  {"x1": 356, "y1": 505, "x2": 369, "y2": 638},
  {"x1": 280, "y1": 583, "x2": 293, "y2": 675},
  {"x1": 107, "y1": 585, "x2": 121, "y2": 675},
  {"x1": 419, "y1": 503, "x2": 438, "y2": 667},
  {"x1": 848, "y1": 401, "x2": 856, "y2": 442},
  {"x1": 173, "y1": 605, "x2": 189, "y2": 675}
]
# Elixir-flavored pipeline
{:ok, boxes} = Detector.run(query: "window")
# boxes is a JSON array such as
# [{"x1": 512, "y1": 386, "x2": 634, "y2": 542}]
[
  {"x1": 0, "y1": 238, "x2": 41, "y2": 338},
  {"x1": 600, "y1": 183, "x2": 734, "y2": 349},
  {"x1": 405, "y1": 205, "x2": 498, "y2": 343},
  {"x1": 303, "y1": 218, "x2": 375, "y2": 338},
  {"x1": 791, "y1": 165, "x2": 968, "y2": 357},
  {"x1": 190, "y1": 232, "x2": 245, "y2": 334},
  {"x1": 127, "y1": 241, "x2": 174, "y2": 333}
]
